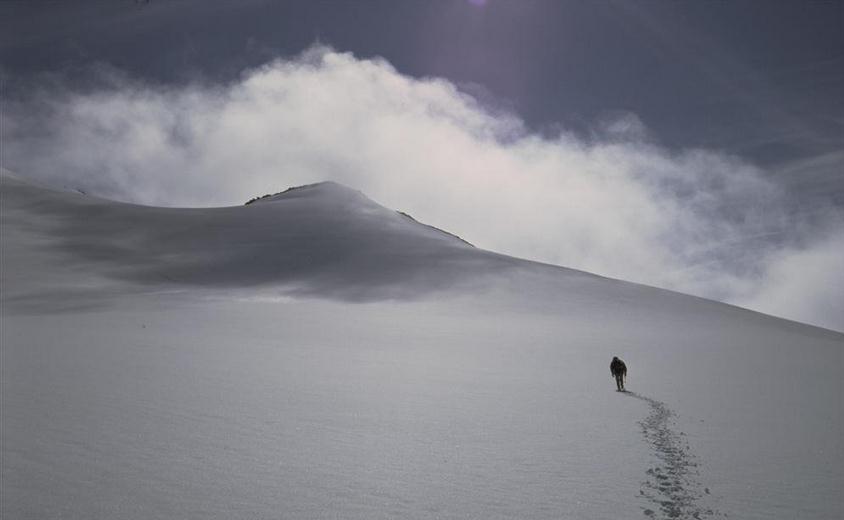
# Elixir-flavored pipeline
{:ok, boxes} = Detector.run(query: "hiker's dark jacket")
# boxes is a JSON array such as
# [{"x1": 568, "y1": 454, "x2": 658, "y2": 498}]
[{"x1": 610, "y1": 359, "x2": 627, "y2": 377}]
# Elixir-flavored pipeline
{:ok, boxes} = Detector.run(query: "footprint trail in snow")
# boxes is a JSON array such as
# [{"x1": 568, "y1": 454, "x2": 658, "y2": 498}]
[{"x1": 624, "y1": 392, "x2": 721, "y2": 519}]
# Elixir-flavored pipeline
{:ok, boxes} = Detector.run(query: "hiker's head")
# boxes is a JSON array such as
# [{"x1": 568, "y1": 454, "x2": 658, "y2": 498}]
[{"x1": 612, "y1": 356, "x2": 618, "y2": 361}]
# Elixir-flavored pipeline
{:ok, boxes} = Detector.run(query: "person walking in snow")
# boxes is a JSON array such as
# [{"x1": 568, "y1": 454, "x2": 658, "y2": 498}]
[{"x1": 610, "y1": 356, "x2": 627, "y2": 391}]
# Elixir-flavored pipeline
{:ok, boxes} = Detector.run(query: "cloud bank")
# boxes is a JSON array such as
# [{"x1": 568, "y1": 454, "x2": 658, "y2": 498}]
[{"x1": 3, "y1": 47, "x2": 842, "y2": 331}]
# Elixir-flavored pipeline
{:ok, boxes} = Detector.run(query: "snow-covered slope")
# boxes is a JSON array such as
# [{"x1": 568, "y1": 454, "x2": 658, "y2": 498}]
[
  {"x1": 2, "y1": 173, "x2": 842, "y2": 519},
  {"x1": 1, "y1": 176, "x2": 511, "y2": 307}
]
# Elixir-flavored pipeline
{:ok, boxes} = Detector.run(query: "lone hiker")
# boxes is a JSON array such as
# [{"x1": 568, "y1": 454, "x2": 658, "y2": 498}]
[{"x1": 610, "y1": 356, "x2": 627, "y2": 391}]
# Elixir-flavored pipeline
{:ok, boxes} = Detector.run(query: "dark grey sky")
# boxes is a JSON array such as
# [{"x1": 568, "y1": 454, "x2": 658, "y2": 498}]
[{"x1": 2, "y1": 0, "x2": 842, "y2": 169}]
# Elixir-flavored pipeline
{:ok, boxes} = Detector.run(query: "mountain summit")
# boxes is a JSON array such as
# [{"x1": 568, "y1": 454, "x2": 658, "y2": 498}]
[
  {"x1": 245, "y1": 181, "x2": 371, "y2": 206},
  {"x1": 1, "y1": 175, "x2": 503, "y2": 306}
]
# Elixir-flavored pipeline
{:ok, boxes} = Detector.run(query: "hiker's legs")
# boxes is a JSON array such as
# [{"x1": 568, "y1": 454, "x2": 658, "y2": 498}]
[{"x1": 615, "y1": 374, "x2": 622, "y2": 391}]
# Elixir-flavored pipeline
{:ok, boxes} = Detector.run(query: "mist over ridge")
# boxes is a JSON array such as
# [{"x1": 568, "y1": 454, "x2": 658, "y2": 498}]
[{"x1": 2, "y1": 46, "x2": 842, "y2": 331}]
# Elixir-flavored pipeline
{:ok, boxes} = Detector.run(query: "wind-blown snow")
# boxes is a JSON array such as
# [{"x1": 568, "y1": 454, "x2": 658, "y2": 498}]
[{"x1": 2, "y1": 174, "x2": 842, "y2": 519}]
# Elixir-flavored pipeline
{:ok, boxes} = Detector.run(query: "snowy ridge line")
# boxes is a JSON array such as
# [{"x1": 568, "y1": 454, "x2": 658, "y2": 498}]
[
  {"x1": 396, "y1": 210, "x2": 475, "y2": 247},
  {"x1": 624, "y1": 392, "x2": 722, "y2": 519}
]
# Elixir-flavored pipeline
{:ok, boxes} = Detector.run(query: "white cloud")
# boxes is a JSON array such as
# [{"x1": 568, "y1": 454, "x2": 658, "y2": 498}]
[
  {"x1": 738, "y1": 231, "x2": 844, "y2": 331},
  {"x1": 3, "y1": 46, "x2": 842, "y2": 331}
]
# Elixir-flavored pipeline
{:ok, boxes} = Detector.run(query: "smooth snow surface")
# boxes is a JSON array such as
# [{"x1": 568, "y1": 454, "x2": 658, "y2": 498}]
[{"x1": 2, "y1": 174, "x2": 842, "y2": 519}]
